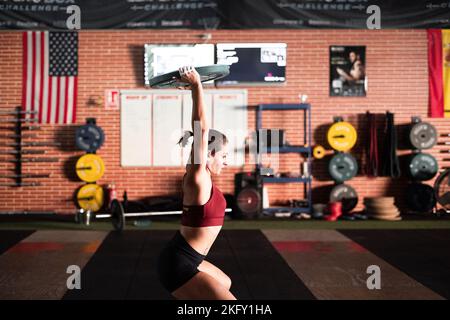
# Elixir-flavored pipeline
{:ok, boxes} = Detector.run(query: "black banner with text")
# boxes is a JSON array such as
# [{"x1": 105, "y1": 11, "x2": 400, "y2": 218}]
[{"x1": 0, "y1": 0, "x2": 449, "y2": 30}]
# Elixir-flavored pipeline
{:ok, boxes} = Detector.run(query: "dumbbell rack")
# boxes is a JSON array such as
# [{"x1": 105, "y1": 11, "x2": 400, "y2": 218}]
[
  {"x1": 256, "y1": 103, "x2": 312, "y2": 215},
  {"x1": 0, "y1": 107, "x2": 55, "y2": 187}
]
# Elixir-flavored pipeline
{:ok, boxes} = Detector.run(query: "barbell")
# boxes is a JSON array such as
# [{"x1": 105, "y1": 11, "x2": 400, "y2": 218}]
[{"x1": 89, "y1": 199, "x2": 232, "y2": 231}]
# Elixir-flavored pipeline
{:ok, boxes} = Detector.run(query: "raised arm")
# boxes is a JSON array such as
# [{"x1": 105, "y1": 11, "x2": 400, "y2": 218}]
[{"x1": 179, "y1": 66, "x2": 209, "y2": 174}]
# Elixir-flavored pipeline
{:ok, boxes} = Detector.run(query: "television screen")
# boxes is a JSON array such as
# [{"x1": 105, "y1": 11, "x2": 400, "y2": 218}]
[
  {"x1": 144, "y1": 44, "x2": 215, "y2": 86},
  {"x1": 216, "y1": 43, "x2": 287, "y2": 85}
]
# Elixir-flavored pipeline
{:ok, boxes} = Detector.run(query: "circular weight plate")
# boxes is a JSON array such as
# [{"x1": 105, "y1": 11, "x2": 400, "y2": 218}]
[
  {"x1": 149, "y1": 65, "x2": 230, "y2": 89},
  {"x1": 409, "y1": 122, "x2": 437, "y2": 150},
  {"x1": 75, "y1": 124, "x2": 105, "y2": 153},
  {"x1": 328, "y1": 153, "x2": 358, "y2": 183},
  {"x1": 76, "y1": 154, "x2": 105, "y2": 183},
  {"x1": 408, "y1": 153, "x2": 438, "y2": 181},
  {"x1": 406, "y1": 183, "x2": 436, "y2": 212},
  {"x1": 313, "y1": 145, "x2": 326, "y2": 159},
  {"x1": 236, "y1": 187, "x2": 261, "y2": 218},
  {"x1": 111, "y1": 199, "x2": 125, "y2": 232},
  {"x1": 327, "y1": 121, "x2": 357, "y2": 152},
  {"x1": 329, "y1": 184, "x2": 358, "y2": 213},
  {"x1": 434, "y1": 169, "x2": 450, "y2": 209},
  {"x1": 77, "y1": 184, "x2": 104, "y2": 212}
]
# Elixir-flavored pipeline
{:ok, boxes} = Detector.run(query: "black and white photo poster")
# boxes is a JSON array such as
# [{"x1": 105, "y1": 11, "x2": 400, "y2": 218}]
[{"x1": 330, "y1": 46, "x2": 366, "y2": 97}]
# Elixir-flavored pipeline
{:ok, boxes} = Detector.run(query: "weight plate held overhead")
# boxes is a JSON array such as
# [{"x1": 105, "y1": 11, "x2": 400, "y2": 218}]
[
  {"x1": 76, "y1": 184, "x2": 104, "y2": 213},
  {"x1": 329, "y1": 183, "x2": 358, "y2": 213},
  {"x1": 328, "y1": 153, "x2": 358, "y2": 183},
  {"x1": 75, "y1": 123, "x2": 105, "y2": 153},
  {"x1": 76, "y1": 154, "x2": 105, "y2": 183},
  {"x1": 327, "y1": 121, "x2": 357, "y2": 152},
  {"x1": 408, "y1": 153, "x2": 438, "y2": 181},
  {"x1": 409, "y1": 122, "x2": 437, "y2": 150},
  {"x1": 149, "y1": 65, "x2": 230, "y2": 88}
]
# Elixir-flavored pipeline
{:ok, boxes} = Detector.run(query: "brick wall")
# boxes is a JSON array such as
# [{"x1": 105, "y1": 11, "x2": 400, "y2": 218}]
[{"x1": 0, "y1": 29, "x2": 448, "y2": 214}]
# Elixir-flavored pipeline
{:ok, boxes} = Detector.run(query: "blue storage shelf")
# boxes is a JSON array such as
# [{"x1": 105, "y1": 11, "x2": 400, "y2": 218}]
[
  {"x1": 256, "y1": 102, "x2": 313, "y2": 215},
  {"x1": 258, "y1": 104, "x2": 311, "y2": 111},
  {"x1": 263, "y1": 207, "x2": 311, "y2": 214},
  {"x1": 262, "y1": 177, "x2": 311, "y2": 183},
  {"x1": 265, "y1": 146, "x2": 311, "y2": 154}
]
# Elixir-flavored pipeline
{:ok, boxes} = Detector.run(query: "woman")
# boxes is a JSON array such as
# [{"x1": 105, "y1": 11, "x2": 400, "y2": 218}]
[{"x1": 156, "y1": 66, "x2": 236, "y2": 300}]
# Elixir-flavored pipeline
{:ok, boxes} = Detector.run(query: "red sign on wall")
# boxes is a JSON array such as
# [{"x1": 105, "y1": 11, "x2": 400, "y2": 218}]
[{"x1": 105, "y1": 89, "x2": 120, "y2": 110}]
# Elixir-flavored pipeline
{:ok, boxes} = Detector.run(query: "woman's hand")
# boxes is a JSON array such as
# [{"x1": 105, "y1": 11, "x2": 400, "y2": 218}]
[{"x1": 178, "y1": 66, "x2": 201, "y2": 88}]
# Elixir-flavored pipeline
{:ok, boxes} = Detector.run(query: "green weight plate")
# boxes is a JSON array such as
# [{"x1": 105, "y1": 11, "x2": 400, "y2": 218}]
[
  {"x1": 328, "y1": 153, "x2": 358, "y2": 183},
  {"x1": 408, "y1": 153, "x2": 438, "y2": 181}
]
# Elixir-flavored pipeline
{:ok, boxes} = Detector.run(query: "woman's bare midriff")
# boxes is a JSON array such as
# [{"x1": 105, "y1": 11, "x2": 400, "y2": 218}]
[{"x1": 180, "y1": 225, "x2": 222, "y2": 256}]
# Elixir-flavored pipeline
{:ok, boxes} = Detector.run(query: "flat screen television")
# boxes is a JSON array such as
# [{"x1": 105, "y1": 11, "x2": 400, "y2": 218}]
[
  {"x1": 144, "y1": 44, "x2": 215, "y2": 86},
  {"x1": 215, "y1": 43, "x2": 287, "y2": 85}
]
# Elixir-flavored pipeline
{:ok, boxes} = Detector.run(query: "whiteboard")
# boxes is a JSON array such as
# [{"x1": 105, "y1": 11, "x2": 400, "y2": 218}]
[
  {"x1": 212, "y1": 91, "x2": 248, "y2": 166},
  {"x1": 152, "y1": 93, "x2": 183, "y2": 166},
  {"x1": 119, "y1": 89, "x2": 247, "y2": 167},
  {"x1": 120, "y1": 92, "x2": 152, "y2": 166}
]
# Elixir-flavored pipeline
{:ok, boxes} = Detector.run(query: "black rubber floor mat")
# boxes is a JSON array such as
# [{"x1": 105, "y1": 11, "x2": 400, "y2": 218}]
[
  {"x1": 339, "y1": 229, "x2": 450, "y2": 299},
  {"x1": 0, "y1": 230, "x2": 34, "y2": 255}
]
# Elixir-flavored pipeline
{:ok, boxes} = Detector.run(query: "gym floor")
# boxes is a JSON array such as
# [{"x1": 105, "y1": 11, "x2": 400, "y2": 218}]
[{"x1": 1, "y1": 218, "x2": 449, "y2": 300}]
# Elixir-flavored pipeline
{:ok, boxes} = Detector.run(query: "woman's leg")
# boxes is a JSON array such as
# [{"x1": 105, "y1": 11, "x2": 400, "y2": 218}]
[
  {"x1": 197, "y1": 260, "x2": 232, "y2": 290},
  {"x1": 172, "y1": 271, "x2": 236, "y2": 300}
]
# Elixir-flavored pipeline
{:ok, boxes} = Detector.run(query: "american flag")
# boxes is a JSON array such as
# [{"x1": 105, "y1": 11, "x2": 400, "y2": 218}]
[{"x1": 22, "y1": 31, "x2": 78, "y2": 124}]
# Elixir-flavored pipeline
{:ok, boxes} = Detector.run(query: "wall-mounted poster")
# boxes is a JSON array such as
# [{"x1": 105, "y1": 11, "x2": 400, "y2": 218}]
[{"x1": 330, "y1": 46, "x2": 366, "y2": 97}]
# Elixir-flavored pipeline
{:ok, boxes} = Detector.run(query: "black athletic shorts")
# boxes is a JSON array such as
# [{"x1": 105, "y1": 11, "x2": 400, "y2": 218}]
[{"x1": 156, "y1": 230, "x2": 206, "y2": 293}]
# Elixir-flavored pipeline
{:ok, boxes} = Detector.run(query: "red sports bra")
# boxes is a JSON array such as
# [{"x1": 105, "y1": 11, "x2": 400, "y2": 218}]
[{"x1": 181, "y1": 183, "x2": 227, "y2": 227}]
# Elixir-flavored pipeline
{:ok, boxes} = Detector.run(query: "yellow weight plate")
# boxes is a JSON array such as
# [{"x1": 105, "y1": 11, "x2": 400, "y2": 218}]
[
  {"x1": 327, "y1": 121, "x2": 357, "y2": 152},
  {"x1": 77, "y1": 184, "x2": 104, "y2": 212},
  {"x1": 76, "y1": 154, "x2": 105, "y2": 183},
  {"x1": 313, "y1": 145, "x2": 326, "y2": 159}
]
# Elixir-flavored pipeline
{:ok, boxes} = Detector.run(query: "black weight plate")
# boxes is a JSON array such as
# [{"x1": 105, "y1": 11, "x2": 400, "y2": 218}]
[
  {"x1": 406, "y1": 183, "x2": 436, "y2": 212},
  {"x1": 328, "y1": 153, "x2": 358, "y2": 183},
  {"x1": 149, "y1": 65, "x2": 230, "y2": 88},
  {"x1": 330, "y1": 183, "x2": 358, "y2": 213},
  {"x1": 111, "y1": 199, "x2": 125, "y2": 232},
  {"x1": 434, "y1": 169, "x2": 450, "y2": 209},
  {"x1": 408, "y1": 153, "x2": 438, "y2": 181},
  {"x1": 75, "y1": 124, "x2": 105, "y2": 153},
  {"x1": 236, "y1": 187, "x2": 261, "y2": 218},
  {"x1": 409, "y1": 122, "x2": 437, "y2": 150}
]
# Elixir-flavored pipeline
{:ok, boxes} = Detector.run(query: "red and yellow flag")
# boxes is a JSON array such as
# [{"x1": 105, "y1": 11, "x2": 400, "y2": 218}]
[{"x1": 428, "y1": 29, "x2": 450, "y2": 118}]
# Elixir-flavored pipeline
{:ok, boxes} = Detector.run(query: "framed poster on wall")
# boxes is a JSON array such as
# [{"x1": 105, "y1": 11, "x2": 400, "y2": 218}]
[{"x1": 330, "y1": 46, "x2": 366, "y2": 97}]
